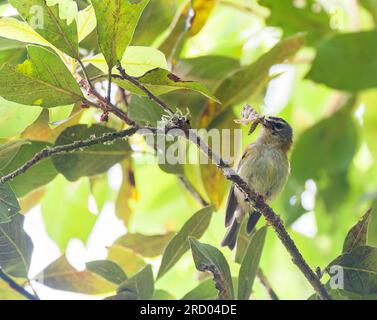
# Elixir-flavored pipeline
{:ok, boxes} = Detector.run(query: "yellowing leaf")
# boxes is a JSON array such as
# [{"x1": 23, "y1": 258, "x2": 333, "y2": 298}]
[
  {"x1": 9, "y1": 0, "x2": 79, "y2": 57},
  {"x1": 115, "y1": 160, "x2": 137, "y2": 227},
  {"x1": 78, "y1": 4, "x2": 96, "y2": 42},
  {"x1": 0, "y1": 18, "x2": 50, "y2": 47},
  {"x1": 34, "y1": 256, "x2": 117, "y2": 294},
  {"x1": 83, "y1": 46, "x2": 168, "y2": 77}
]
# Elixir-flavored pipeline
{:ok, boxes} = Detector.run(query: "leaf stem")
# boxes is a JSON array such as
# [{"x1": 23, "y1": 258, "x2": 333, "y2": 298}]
[
  {"x1": 107, "y1": 67, "x2": 112, "y2": 103},
  {"x1": 257, "y1": 269, "x2": 279, "y2": 300},
  {"x1": 116, "y1": 63, "x2": 175, "y2": 116}
]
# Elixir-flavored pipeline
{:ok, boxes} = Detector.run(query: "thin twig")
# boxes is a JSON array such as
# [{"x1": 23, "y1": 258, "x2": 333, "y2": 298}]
[
  {"x1": 178, "y1": 175, "x2": 209, "y2": 207},
  {"x1": 107, "y1": 67, "x2": 112, "y2": 103},
  {"x1": 178, "y1": 174, "x2": 279, "y2": 300},
  {"x1": 257, "y1": 269, "x2": 279, "y2": 300},
  {"x1": 77, "y1": 59, "x2": 94, "y2": 91},
  {"x1": 0, "y1": 268, "x2": 39, "y2": 300},
  {"x1": 0, "y1": 127, "x2": 139, "y2": 185},
  {"x1": 117, "y1": 64, "x2": 175, "y2": 116},
  {"x1": 79, "y1": 79, "x2": 135, "y2": 126}
]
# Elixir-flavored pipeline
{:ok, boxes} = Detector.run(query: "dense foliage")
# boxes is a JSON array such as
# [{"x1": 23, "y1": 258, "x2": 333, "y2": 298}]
[{"x1": 0, "y1": 0, "x2": 377, "y2": 300}]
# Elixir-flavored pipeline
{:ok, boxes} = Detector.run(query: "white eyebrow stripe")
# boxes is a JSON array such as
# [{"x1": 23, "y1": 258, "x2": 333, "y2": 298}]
[{"x1": 267, "y1": 117, "x2": 287, "y2": 125}]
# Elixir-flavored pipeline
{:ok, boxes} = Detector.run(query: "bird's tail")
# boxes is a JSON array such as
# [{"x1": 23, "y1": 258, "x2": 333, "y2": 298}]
[
  {"x1": 221, "y1": 218, "x2": 240, "y2": 250},
  {"x1": 246, "y1": 211, "x2": 262, "y2": 234}
]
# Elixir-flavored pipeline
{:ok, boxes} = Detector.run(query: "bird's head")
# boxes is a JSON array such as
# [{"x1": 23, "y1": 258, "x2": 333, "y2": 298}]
[{"x1": 258, "y1": 116, "x2": 293, "y2": 152}]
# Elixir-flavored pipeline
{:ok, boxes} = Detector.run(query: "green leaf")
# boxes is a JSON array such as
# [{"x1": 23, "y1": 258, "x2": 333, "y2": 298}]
[
  {"x1": 189, "y1": 237, "x2": 234, "y2": 300},
  {"x1": 117, "y1": 264, "x2": 154, "y2": 300},
  {"x1": 0, "y1": 140, "x2": 28, "y2": 169},
  {"x1": 86, "y1": 260, "x2": 128, "y2": 285},
  {"x1": 0, "y1": 214, "x2": 33, "y2": 278},
  {"x1": 152, "y1": 289, "x2": 175, "y2": 300},
  {"x1": 89, "y1": 174, "x2": 114, "y2": 213},
  {"x1": 52, "y1": 124, "x2": 131, "y2": 181},
  {"x1": 9, "y1": 0, "x2": 79, "y2": 57},
  {"x1": 0, "y1": 45, "x2": 83, "y2": 107},
  {"x1": 128, "y1": 95, "x2": 165, "y2": 126},
  {"x1": 159, "y1": 0, "x2": 216, "y2": 59},
  {"x1": 259, "y1": 0, "x2": 332, "y2": 44},
  {"x1": 157, "y1": 205, "x2": 214, "y2": 279},
  {"x1": 291, "y1": 102, "x2": 358, "y2": 183},
  {"x1": 92, "y1": 0, "x2": 150, "y2": 70},
  {"x1": 0, "y1": 183, "x2": 20, "y2": 224},
  {"x1": 343, "y1": 209, "x2": 372, "y2": 253},
  {"x1": 115, "y1": 68, "x2": 219, "y2": 102},
  {"x1": 214, "y1": 34, "x2": 305, "y2": 107},
  {"x1": 174, "y1": 55, "x2": 241, "y2": 91},
  {"x1": 181, "y1": 278, "x2": 218, "y2": 300},
  {"x1": 115, "y1": 232, "x2": 175, "y2": 258},
  {"x1": 307, "y1": 31, "x2": 377, "y2": 91},
  {"x1": 238, "y1": 227, "x2": 267, "y2": 300},
  {"x1": 48, "y1": 104, "x2": 74, "y2": 128},
  {"x1": 235, "y1": 219, "x2": 255, "y2": 264},
  {"x1": 83, "y1": 46, "x2": 168, "y2": 77},
  {"x1": 360, "y1": 0, "x2": 377, "y2": 23},
  {"x1": 327, "y1": 246, "x2": 377, "y2": 295},
  {"x1": 107, "y1": 245, "x2": 146, "y2": 277},
  {"x1": 34, "y1": 256, "x2": 117, "y2": 294},
  {"x1": 1, "y1": 141, "x2": 58, "y2": 197},
  {"x1": 105, "y1": 291, "x2": 138, "y2": 300},
  {"x1": 132, "y1": 0, "x2": 177, "y2": 46},
  {"x1": 41, "y1": 176, "x2": 97, "y2": 250},
  {"x1": 0, "y1": 39, "x2": 26, "y2": 68},
  {"x1": 0, "y1": 97, "x2": 42, "y2": 138}
]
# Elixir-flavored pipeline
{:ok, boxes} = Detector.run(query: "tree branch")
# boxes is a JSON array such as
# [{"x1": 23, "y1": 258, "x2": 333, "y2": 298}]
[
  {"x1": 257, "y1": 269, "x2": 279, "y2": 300},
  {"x1": 79, "y1": 79, "x2": 135, "y2": 126},
  {"x1": 0, "y1": 268, "x2": 39, "y2": 300},
  {"x1": 114, "y1": 67, "x2": 331, "y2": 300},
  {"x1": 0, "y1": 127, "x2": 138, "y2": 185}
]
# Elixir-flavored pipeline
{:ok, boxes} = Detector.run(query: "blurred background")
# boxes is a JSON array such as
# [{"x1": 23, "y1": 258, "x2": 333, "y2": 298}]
[{"x1": 1, "y1": 0, "x2": 377, "y2": 300}]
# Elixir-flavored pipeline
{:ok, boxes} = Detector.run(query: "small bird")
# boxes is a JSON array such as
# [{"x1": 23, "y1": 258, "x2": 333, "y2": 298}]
[{"x1": 221, "y1": 115, "x2": 293, "y2": 250}]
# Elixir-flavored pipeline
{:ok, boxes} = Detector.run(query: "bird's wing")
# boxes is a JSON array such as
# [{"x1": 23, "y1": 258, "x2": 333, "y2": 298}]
[
  {"x1": 225, "y1": 185, "x2": 237, "y2": 227},
  {"x1": 225, "y1": 145, "x2": 255, "y2": 227},
  {"x1": 225, "y1": 147, "x2": 251, "y2": 227}
]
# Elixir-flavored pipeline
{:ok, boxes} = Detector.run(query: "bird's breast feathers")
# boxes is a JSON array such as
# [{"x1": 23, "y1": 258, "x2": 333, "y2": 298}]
[{"x1": 237, "y1": 144, "x2": 290, "y2": 204}]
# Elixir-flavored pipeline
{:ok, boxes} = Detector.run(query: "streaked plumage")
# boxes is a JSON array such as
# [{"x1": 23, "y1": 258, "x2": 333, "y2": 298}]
[{"x1": 222, "y1": 116, "x2": 293, "y2": 250}]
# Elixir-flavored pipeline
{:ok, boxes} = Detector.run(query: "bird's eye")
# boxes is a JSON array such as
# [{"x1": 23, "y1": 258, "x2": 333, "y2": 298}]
[{"x1": 273, "y1": 122, "x2": 285, "y2": 130}]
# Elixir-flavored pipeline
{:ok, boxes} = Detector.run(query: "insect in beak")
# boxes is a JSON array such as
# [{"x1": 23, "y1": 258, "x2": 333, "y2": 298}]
[{"x1": 248, "y1": 116, "x2": 265, "y2": 135}]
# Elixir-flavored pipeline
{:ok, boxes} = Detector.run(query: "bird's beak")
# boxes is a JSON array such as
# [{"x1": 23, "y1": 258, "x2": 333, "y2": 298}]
[{"x1": 261, "y1": 117, "x2": 272, "y2": 129}]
